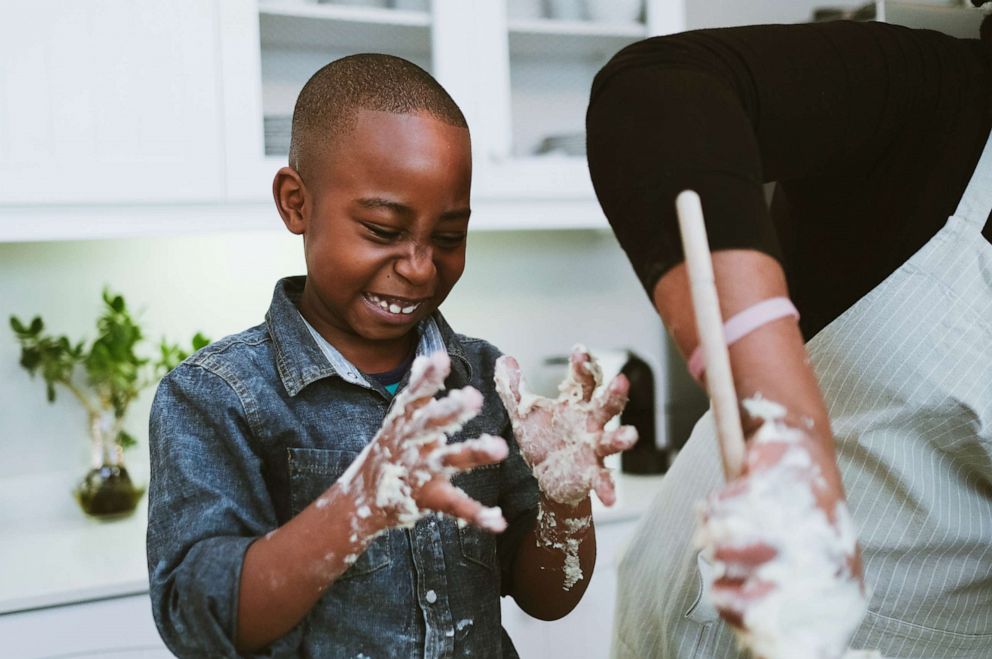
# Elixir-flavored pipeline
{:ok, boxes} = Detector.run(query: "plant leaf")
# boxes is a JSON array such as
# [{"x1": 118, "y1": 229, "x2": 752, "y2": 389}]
[
  {"x1": 19, "y1": 348, "x2": 41, "y2": 372},
  {"x1": 117, "y1": 429, "x2": 137, "y2": 450},
  {"x1": 192, "y1": 332, "x2": 210, "y2": 351}
]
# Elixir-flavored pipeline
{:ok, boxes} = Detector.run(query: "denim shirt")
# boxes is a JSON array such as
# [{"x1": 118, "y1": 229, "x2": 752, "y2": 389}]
[{"x1": 147, "y1": 276, "x2": 539, "y2": 658}]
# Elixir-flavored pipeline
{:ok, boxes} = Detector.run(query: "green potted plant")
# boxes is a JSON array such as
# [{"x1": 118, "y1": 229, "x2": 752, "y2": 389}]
[{"x1": 10, "y1": 289, "x2": 208, "y2": 519}]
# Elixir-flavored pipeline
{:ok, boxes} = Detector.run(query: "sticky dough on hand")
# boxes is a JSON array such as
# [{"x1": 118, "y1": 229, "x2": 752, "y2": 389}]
[{"x1": 694, "y1": 406, "x2": 867, "y2": 659}]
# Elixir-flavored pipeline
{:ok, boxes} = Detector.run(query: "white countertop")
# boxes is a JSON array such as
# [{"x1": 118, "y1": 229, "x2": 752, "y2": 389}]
[
  {"x1": 0, "y1": 470, "x2": 150, "y2": 614},
  {"x1": 0, "y1": 470, "x2": 663, "y2": 615},
  {"x1": 591, "y1": 471, "x2": 664, "y2": 524}
]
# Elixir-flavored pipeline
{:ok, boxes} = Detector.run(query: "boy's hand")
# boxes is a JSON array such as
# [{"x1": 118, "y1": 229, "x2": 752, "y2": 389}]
[
  {"x1": 494, "y1": 345, "x2": 638, "y2": 506},
  {"x1": 345, "y1": 352, "x2": 509, "y2": 535},
  {"x1": 695, "y1": 418, "x2": 866, "y2": 659}
]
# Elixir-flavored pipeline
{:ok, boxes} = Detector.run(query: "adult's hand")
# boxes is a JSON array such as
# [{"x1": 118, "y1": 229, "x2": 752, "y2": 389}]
[
  {"x1": 655, "y1": 250, "x2": 867, "y2": 657},
  {"x1": 696, "y1": 408, "x2": 866, "y2": 659}
]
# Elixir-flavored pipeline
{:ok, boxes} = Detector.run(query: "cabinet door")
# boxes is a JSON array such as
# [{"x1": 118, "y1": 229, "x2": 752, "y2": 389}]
[
  {"x1": 217, "y1": 0, "x2": 271, "y2": 202},
  {"x1": 222, "y1": 0, "x2": 438, "y2": 202},
  {"x1": 0, "y1": 593, "x2": 170, "y2": 659},
  {"x1": 0, "y1": 1, "x2": 224, "y2": 205},
  {"x1": 436, "y1": 0, "x2": 684, "y2": 223}
]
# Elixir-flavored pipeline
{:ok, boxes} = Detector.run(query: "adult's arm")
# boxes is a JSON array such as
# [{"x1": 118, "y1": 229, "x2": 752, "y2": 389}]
[
  {"x1": 586, "y1": 18, "x2": 988, "y2": 474},
  {"x1": 586, "y1": 20, "x2": 985, "y2": 301},
  {"x1": 584, "y1": 21, "x2": 972, "y2": 627}
]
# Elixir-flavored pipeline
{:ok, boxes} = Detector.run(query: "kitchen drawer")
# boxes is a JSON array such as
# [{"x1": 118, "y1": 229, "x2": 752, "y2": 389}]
[{"x1": 0, "y1": 593, "x2": 170, "y2": 659}]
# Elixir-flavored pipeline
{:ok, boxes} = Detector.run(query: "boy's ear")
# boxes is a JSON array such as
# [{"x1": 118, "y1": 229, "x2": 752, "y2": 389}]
[{"x1": 273, "y1": 166, "x2": 308, "y2": 235}]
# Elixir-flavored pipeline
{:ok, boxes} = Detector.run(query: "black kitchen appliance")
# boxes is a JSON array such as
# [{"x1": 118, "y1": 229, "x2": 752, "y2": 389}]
[{"x1": 617, "y1": 351, "x2": 668, "y2": 475}]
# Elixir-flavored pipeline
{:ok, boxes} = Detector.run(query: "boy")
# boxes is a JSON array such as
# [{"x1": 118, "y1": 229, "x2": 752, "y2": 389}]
[{"x1": 147, "y1": 54, "x2": 637, "y2": 657}]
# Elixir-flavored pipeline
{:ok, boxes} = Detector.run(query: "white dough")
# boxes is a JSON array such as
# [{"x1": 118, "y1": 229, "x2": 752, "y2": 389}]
[{"x1": 695, "y1": 403, "x2": 868, "y2": 659}]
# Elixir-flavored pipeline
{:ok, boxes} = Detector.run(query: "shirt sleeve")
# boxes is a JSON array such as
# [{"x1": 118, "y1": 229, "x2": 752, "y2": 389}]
[
  {"x1": 147, "y1": 363, "x2": 302, "y2": 658},
  {"x1": 585, "y1": 20, "x2": 984, "y2": 299}
]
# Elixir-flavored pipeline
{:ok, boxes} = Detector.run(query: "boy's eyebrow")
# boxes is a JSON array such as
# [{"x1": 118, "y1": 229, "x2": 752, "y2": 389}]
[
  {"x1": 356, "y1": 197, "x2": 471, "y2": 220},
  {"x1": 439, "y1": 207, "x2": 472, "y2": 221},
  {"x1": 356, "y1": 197, "x2": 410, "y2": 214}
]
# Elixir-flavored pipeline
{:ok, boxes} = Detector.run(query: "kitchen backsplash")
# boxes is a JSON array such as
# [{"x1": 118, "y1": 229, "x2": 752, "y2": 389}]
[{"x1": 0, "y1": 227, "x2": 667, "y2": 480}]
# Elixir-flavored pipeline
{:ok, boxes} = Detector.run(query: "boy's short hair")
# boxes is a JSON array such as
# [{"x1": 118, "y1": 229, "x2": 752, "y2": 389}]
[{"x1": 289, "y1": 53, "x2": 468, "y2": 179}]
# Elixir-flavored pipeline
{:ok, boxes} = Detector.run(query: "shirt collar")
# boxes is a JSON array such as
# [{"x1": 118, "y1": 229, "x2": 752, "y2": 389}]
[{"x1": 265, "y1": 276, "x2": 472, "y2": 396}]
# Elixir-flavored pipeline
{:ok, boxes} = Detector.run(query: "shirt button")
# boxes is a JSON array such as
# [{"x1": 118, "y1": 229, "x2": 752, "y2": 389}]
[{"x1": 425, "y1": 590, "x2": 438, "y2": 604}]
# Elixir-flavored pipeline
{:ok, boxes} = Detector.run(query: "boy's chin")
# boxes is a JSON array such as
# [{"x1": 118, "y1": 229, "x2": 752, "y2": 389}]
[{"x1": 357, "y1": 313, "x2": 428, "y2": 341}]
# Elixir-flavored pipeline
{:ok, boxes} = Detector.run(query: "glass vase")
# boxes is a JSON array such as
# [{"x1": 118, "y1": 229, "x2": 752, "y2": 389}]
[{"x1": 73, "y1": 411, "x2": 145, "y2": 518}]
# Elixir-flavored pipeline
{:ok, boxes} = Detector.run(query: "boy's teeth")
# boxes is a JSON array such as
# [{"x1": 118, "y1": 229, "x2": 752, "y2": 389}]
[{"x1": 369, "y1": 293, "x2": 420, "y2": 315}]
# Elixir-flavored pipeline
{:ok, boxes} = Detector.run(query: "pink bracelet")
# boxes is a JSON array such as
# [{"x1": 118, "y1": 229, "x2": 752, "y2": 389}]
[{"x1": 687, "y1": 297, "x2": 799, "y2": 382}]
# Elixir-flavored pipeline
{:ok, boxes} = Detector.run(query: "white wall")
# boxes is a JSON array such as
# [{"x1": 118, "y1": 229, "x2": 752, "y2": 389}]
[{"x1": 0, "y1": 227, "x2": 666, "y2": 482}]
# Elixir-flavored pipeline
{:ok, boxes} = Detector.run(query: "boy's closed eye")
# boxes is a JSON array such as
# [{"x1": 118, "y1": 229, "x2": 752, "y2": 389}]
[
  {"x1": 360, "y1": 220, "x2": 467, "y2": 249},
  {"x1": 361, "y1": 221, "x2": 402, "y2": 242},
  {"x1": 432, "y1": 231, "x2": 467, "y2": 248}
]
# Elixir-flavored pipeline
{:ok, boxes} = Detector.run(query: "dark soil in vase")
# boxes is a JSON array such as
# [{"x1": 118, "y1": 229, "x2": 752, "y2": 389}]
[{"x1": 74, "y1": 464, "x2": 146, "y2": 518}]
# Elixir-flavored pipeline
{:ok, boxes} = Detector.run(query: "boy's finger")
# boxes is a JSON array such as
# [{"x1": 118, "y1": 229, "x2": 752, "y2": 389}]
[
  {"x1": 596, "y1": 424, "x2": 638, "y2": 457},
  {"x1": 381, "y1": 354, "x2": 451, "y2": 439},
  {"x1": 494, "y1": 355, "x2": 523, "y2": 413},
  {"x1": 436, "y1": 434, "x2": 509, "y2": 470},
  {"x1": 567, "y1": 345, "x2": 599, "y2": 402},
  {"x1": 409, "y1": 387, "x2": 483, "y2": 437},
  {"x1": 589, "y1": 373, "x2": 631, "y2": 427},
  {"x1": 593, "y1": 467, "x2": 617, "y2": 507},
  {"x1": 400, "y1": 352, "x2": 451, "y2": 404},
  {"x1": 421, "y1": 482, "x2": 507, "y2": 533}
]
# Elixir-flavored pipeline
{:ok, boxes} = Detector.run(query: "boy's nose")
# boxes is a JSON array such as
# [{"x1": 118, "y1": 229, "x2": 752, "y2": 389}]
[{"x1": 394, "y1": 243, "x2": 436, "y2": 285}]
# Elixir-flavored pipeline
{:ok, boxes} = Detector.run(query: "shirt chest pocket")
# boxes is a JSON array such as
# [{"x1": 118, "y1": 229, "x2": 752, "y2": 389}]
[
  {"x1": 287, "y1": 447, "x2": 391, "y2": 579},
  {"x1": 452, "y1": 464, "x2": 500, "y2": 571}
]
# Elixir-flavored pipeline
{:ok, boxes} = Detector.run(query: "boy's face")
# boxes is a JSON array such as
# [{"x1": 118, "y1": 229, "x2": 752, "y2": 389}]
[{"x1": 282, "y1": 109, "x2": 472, "y2": 370}]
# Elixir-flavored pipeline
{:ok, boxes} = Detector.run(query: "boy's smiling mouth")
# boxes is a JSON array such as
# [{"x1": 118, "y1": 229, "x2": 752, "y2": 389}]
[{"x1": 365, "y1": 292, "x2": 424, "y2": 315}]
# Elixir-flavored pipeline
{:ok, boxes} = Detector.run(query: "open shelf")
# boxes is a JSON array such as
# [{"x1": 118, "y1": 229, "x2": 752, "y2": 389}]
[
  {"x1": 508, "y1": 18, "x2": 646, "y2": 57},
  {"x1": 258, "y1": 1, "x2": 431, "y2": 52}
]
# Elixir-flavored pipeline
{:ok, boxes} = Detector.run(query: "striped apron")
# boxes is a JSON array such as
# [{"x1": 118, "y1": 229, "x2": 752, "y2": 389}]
[{"x1": 612, "y1": 131, "x2": 992, "y2": 658}]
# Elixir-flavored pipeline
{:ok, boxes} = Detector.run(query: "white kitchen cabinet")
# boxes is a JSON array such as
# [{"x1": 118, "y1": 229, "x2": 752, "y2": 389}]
[
  {"x1": 224, "y1": 0, "x2": 687, "y2": 227},
  {"x1": 881, "y1": 0, "x2": 986, "y2": 38},
  {"x1": 470, "y1": 1, "x2": 685, "y2": 203},
  {"x1": 0, "y1": 0, "x2": 683, "y2": 238},
  {"x1": 0, "y1": 520, "x2": 637, "y2": 659},
  {"x1": 0, "y1": 1, "x2": 225, "y2": 206},
  {"x1": 0, "y1": 0, "x2": 856, "y2": 240},
  {"x1": 219, "y1": 0, "x2": 437, "y2": 200},
  {"x1": 0, "y1": 593, "x2": 170, "y2": 659},
  {"x1": 0, "y1": 467, "x2": 660, "y2": 658}
]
